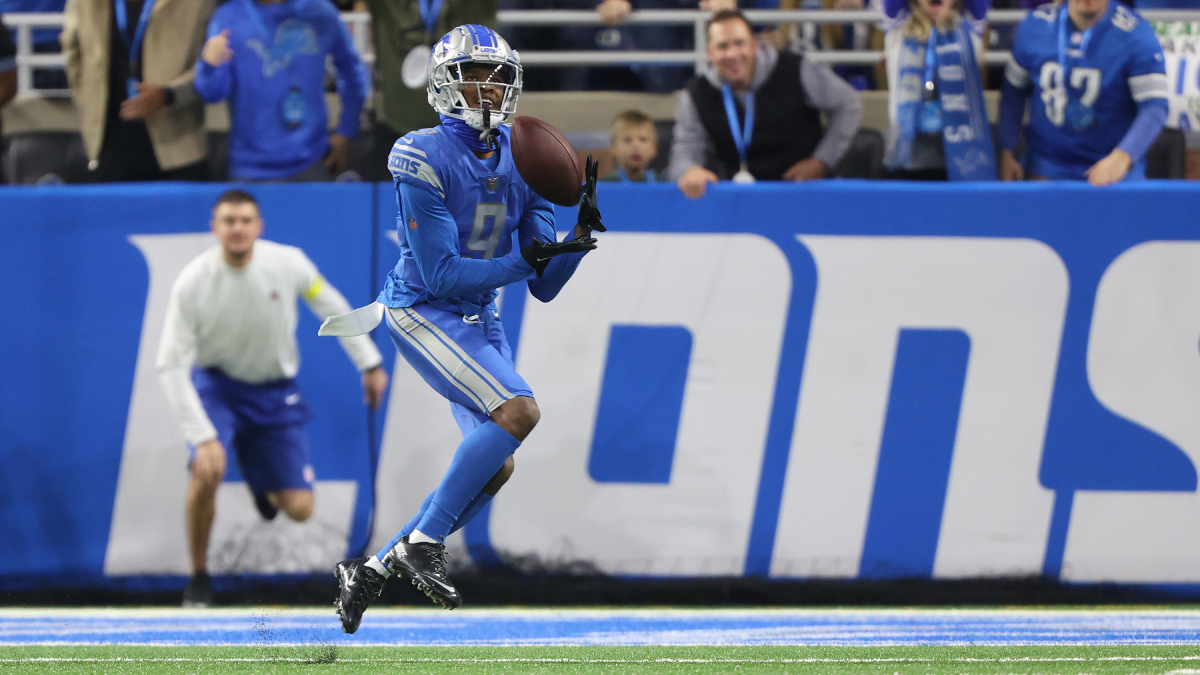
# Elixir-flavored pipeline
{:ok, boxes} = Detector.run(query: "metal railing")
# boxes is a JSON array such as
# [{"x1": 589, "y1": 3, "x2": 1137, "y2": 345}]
[{"x1": 4, "y1": 8, "x2": 1199, "y2": 99}]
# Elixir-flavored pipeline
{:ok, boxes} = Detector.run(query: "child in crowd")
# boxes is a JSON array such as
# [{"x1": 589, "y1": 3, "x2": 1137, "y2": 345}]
[{"x1": 601, "y1": 110, "x2": 660, "y2": 182}]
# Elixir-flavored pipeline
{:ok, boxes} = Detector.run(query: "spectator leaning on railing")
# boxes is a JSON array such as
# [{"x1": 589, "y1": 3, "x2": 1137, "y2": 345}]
[
  {"x1": 668, "y1": 9, "x2": 863, "y2": 198},
  {"x1": 194, "y1": 0, "x2": 367, "y2": 181},
  {"x1": 62, "y1": 0, "x2": 214, "y2": 181},
  {"x1": 998, "y1": 0, "x2": 1168, "y2": 184},
  {"x1": 883, "y1": 0, "x2": 996, "y2": 180}
]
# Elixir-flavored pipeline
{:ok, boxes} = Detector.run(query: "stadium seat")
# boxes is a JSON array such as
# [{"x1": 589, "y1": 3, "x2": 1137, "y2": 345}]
[
  {"x1": 1145, "y1": 128, "x2": 1186, "y2": 179},
  {"x1": 2, "y1": 131, "x2": 89, "y2": 184},
  {"x1": 835, "y1": 128, "x2": 885, "y2": 179}
]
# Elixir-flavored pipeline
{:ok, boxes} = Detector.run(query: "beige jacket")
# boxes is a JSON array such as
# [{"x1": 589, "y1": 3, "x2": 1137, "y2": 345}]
[{"x1": 62, "y1": 0, "x2": 214, "y2": 170}]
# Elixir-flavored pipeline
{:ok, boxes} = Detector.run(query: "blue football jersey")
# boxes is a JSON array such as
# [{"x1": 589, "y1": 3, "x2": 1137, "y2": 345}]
[
  {"x1": 1006, "y1": 1, "x2": 1169, "y2": 179},
  {"x1": 378, "y1": 125, "x2": 558, "y2": 311}
]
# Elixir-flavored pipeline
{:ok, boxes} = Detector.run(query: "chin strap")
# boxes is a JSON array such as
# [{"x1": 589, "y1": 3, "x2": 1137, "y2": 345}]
[{"x1": 478, "y1": 99, "x2": 500, "y2": 152}]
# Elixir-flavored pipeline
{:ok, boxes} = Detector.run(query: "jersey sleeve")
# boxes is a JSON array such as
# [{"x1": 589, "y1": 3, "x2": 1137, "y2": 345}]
[
  {"x1": 518, "y1": 194, "x2": 588, "y2": 303},
  {"x1": 397, "y1": 181, "x2": 534, "y2": 299},
  {"x1": 1004, "y1": 17, "x2": 1036, "y2": 91},
  {"x1": 389, "y1": 137, "x2": 450, "y2": 199},
  {"x1": 155, "y1": 273, "x2": 218, "y2": 447},
  {"x1": 1126, "y1": 22, "x2": 1169, "y2": 110}
]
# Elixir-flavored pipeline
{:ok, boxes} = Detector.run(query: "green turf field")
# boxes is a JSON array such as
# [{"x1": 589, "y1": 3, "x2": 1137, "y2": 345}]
[{"x1": 4, "y1": 645, "x2": 1200, "y2": 674}]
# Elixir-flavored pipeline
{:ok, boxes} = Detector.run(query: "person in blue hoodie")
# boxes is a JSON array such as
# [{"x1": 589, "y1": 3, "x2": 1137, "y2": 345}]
[{"x1": 195, "y1": 0, "x2": 366, "y2": 180}]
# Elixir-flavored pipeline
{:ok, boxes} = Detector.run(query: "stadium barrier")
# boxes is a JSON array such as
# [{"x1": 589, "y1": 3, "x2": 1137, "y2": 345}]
[{"x1": 3, "y1": 181, "x2": 1200, "y2": 591}]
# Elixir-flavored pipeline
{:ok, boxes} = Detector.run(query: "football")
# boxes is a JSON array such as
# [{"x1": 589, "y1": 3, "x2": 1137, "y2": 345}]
[{"x1": 511, "y1": 116, "x2": 585, "y2": 207}]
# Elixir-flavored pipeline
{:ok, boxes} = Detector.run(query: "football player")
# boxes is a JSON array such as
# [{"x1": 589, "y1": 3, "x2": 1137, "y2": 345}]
[
  {"x1": 327, "y1": 24, "x2": 604, "y2": 632},
  {"x1": 998, "y1": 0, "x2": 1169, "y2": 185}
]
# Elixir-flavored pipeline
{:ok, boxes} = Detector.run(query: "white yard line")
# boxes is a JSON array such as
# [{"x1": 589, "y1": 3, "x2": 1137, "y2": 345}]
[{"x1": 3, "y1": 655, "x2": 1200, "y2": 664}]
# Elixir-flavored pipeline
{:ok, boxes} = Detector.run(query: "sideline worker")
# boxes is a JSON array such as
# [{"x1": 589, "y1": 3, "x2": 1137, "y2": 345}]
[{"x1": 157, "y1": 190, "x2": 387, "y2": 607}]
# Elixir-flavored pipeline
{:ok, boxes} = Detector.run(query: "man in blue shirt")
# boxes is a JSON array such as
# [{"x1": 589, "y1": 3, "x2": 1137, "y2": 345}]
[
  {"x1": 324, "y1": 24, "x2": 602, "y2": 631},
  {"x1": 194, "y1": 0, "x2": 366, "y2": 180},
  {"x1": 998, "y1": 0, "x2": 1169, "y2": 184}
]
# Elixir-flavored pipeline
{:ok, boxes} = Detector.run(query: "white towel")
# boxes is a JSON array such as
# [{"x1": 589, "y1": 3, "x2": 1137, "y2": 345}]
[{"x1": 318, "y1": 302, "x2": 386, "y2": 337}]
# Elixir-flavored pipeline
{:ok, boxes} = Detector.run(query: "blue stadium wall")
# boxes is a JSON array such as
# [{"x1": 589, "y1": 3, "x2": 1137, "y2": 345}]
[{"x1": 3, "y1": 181, "x2": 1200, "y2": 588}]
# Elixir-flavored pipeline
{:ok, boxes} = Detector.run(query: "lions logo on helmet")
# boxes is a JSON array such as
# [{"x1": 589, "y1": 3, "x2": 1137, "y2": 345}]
[{"x1": 427, "y1": 25, "x2": 523, "y2": 132}]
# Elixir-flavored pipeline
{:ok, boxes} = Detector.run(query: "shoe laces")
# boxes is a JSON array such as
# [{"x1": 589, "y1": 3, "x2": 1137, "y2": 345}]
[{"x1": 417, "y1": 542, "x2": 449, "y2": 577}]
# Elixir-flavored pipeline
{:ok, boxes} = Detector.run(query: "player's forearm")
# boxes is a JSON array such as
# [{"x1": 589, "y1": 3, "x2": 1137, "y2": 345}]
[
  {"x1": 528, "y1": 249, "x2": 587, "y2": 303},
  {"x1": 1116, "y1": 103, "x2": 1168, "y2": 164},
  {"x1": 157, "y1": 366, "x2": 219, "y2": 446},
  {"x1": 421, "y1": 251, "x2": 534, "y2": 300}
]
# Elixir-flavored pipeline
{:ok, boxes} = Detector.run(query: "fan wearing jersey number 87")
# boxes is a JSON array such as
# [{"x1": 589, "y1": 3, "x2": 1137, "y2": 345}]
[
  {"x1": 997, "y1": 0, "x2": 1168, "y2": 185},
  {"x1": 324, "y1": 24, "x2": 606, "y2": 632}
]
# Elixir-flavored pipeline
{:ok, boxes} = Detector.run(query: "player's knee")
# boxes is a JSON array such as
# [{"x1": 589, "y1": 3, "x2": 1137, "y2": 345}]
[
  {"x1": 483, "y1": 455, "x2": 515, "y2": 496},
  {"x1": 492, "y1": 396, "x2": 539, "y2": 440},
  {"x1": 190, "y1": 465, "x2": 224, "y2": 492},
  {"x1": 280, "y1": 490, "x2": 314, "y2": 522}
]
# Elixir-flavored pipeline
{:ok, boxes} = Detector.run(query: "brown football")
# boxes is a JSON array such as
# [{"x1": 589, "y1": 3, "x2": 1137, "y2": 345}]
[{"x1": 511, "y1": 116, "x2": 584, "y2": 207}]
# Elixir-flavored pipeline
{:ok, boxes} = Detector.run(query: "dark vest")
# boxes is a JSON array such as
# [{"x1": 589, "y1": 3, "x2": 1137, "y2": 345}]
[{"x1": 686, "y1": 52, "x2": 824, "y2": 181}]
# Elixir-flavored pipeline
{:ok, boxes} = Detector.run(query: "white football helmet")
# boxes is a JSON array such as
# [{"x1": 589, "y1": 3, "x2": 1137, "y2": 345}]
[{"x1": 427, "y1": 25, "x2": 523, "y2": 131}]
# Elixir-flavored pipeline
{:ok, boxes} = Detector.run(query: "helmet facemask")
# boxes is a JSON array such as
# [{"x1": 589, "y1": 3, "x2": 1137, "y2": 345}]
[{"x1": 430, "y1": 60, "x2": 523, "y2": 132}]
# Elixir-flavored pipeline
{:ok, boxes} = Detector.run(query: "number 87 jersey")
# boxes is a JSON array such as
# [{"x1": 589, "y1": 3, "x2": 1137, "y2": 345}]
[{"x1": 1005, "y1": 1, "x2": 1168, "y2": 180}]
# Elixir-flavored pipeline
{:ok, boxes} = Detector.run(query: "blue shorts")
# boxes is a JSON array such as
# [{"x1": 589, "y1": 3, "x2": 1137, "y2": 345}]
[
  {"x1": 383, "y1": 304, "x2": 533, "y2": 436},
  {"x1": 191, "y1": 368, "x2": 315, "y2": 495}
]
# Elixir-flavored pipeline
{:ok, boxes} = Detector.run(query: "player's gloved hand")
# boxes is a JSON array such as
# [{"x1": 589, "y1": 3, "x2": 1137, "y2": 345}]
[
  {"x1": 521, "y1": 237, "x2": 597, "y2": 277},
  {"x1": 575, "y1": 155, "x2": 606, "y2": 238}
]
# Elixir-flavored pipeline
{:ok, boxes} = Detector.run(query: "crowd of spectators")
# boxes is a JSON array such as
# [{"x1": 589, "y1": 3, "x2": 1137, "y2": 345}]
[{"x1": 0, "y1": 0, "x2": 1188, "y2": 187}]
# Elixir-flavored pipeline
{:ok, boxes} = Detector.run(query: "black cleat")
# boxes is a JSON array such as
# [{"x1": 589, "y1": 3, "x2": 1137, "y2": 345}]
[
  {"x1": 334, "y1": 557, "x2": 386, "y2": 634},
  {"x1": 383, "y1": 536, "x2": 461, "y2": 609},
  {"x1": 254, "y1": 492, "x2": 278, "y2": 521},
  {"x1": 182, "y1": 572, "x2": 213, "y2": 608}
]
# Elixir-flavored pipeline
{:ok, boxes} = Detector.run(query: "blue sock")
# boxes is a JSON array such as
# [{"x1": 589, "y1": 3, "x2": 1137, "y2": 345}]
[
  {"x1": 375, "y1": 490, "x2": 435, "y2": 561},
  {"x1": 416, "y1": 421, "x2": 520, "y2": 540},
  {"x1": 448, "y1": 491, "x2": 493, "y2": 536},
  {"x1": 375, "y1": 488, "x2": 496, "y2": 561}
]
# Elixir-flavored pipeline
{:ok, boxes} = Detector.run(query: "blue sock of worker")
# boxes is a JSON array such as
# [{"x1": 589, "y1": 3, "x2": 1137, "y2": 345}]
[{"x1": 412, "y1": 421, "x2": 519, "y2": 541}]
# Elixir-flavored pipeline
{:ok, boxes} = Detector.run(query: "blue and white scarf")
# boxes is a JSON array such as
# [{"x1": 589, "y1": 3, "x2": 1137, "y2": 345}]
[{"x1": 888, "y1": 19, "x2": 996, "y2": 181}]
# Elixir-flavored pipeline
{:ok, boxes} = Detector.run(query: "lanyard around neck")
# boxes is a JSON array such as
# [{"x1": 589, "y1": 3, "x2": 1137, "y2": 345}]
[
  {"x1": 720, "y1": 84, "x2": 755, "y2": 168},
  {"x1": 114, "y1": 0, "x2": 156, "y2": 65},
  {"x1": 924, "y1": 27, "x2": 940, "y2": 96},
  {"x1": 419, "y1": 0, "x2": 446, "y2": 39},
  {"x1": 1057, "y1": 4, "x2": 1098, "y2": 79}
]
